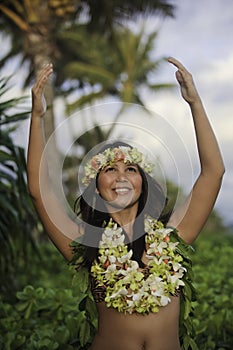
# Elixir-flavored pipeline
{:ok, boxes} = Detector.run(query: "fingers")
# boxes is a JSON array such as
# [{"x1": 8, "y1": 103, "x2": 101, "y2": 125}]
[
  {"x1": 32, "y1": 63, "x2": 53, "y2": 94},
  {"x1": 175, "y1": 70, "x2": 184, "y2": 85},
  {"x1": 31, "y1": 64, "x2": 53, "y2": 116},
  {"x1": 168, "y1": 57, "x2": 193, "y2": 83},
  {"x1": 38, "y1": 63, "x2": 53, "y2": 79},
  {"x1": 167, "y1": 57, "x2": 186, "y2": 72}
]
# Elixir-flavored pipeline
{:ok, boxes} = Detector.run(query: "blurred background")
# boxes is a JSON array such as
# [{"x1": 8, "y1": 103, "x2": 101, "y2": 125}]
[{"x1": 0, "y1": 1, "x2": 232, "y2": 349}]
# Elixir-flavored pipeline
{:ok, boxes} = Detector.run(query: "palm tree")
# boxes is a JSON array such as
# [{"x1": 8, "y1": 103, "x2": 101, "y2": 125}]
[
  {"x1": 0, "y1": 0, "x2": 80, "y2": 136},
  {"x1": 57, "y1": 25, "x2": 175, "y2": 202},
  {"x1": 0, "y1": 0, "x2": 176, "y2": 194},
  {"x1": 0, "y1": 1, "x2": 176, "y2": 132},
  {"x1": 61, "y1": 25, "x2": 174, "y2": 135},
  {"x1": 0, "y1": 1, "x2": 81, "y2": 192},
  {"x1": 84, "y1": 0, "x2": 175, "y2": 33}
]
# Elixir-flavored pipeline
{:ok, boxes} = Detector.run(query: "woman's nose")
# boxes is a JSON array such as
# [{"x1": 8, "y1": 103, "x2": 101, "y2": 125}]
[{"x1": 116, "y1": 171, "x2": 127, "y2": 181}]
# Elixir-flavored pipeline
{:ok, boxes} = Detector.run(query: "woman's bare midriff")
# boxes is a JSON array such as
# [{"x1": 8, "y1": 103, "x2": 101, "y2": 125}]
[{"x1": 89, "y1": 296, "x2": 181, "y2": 350}]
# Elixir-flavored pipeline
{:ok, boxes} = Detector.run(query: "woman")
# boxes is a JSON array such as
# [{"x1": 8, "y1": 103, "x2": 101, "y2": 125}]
[{"x1": 27, "y1": 57, "x2": 224, "y2": 350}]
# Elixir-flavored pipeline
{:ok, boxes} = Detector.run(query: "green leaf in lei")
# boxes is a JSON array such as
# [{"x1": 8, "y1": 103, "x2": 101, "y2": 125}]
[{"x1": 169, "y1": 231, "x2": 197, "y2": 349}]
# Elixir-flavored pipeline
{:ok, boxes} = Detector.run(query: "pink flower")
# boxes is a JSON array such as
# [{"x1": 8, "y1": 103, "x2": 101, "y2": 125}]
[
  {"x1": 90, "y1": 156, "x2": 100, "y2": 170},
  {"x1": 113, "y1": 148, "x2": 125, "y2": 161}
]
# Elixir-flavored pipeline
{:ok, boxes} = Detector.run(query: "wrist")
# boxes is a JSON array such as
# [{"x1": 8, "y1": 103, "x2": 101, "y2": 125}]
[
  {"x1": 31, "y1": 110, "x2": 45, "y2": 119},
  {"x1": 187, "y1": 96, "x2": 202, "y2": 108}
]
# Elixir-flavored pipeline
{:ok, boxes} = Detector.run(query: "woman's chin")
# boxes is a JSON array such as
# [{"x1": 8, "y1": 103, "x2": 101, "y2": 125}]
[{"x1": 105, "y1": 198, "x2": 138, "y2": 212}]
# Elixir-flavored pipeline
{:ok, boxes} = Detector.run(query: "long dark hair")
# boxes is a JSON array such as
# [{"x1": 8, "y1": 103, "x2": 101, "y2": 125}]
[{"x1": 74, "y1": 141, "x2": 172, "y2": 268}]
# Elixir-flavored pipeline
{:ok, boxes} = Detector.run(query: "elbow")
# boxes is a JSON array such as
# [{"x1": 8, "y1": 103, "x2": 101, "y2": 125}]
[
  {"x1": 218, "y1": 153, "x2": 226, "y2": 178},
  {"x1": 218, "y1": 162, "x2": 225, "y2": 180},
  {"x1": 27, "y1": 180, "x2": 43, "y2": 203},
  {"x1": 213, "y1": 166, "x2": 225, "y2": 184},
  {"x1": 203, "y1": 160, "x2": 225, "y2": 180},
  {"x1": 27, "y1": 179, "x2": 38, "y2": 201},
  {"x1": 28, "y1": 187, "x2": 39, "y2": 204}
]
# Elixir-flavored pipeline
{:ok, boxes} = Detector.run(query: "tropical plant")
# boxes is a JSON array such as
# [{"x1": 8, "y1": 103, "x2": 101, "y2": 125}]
[
  {"x1": 191, "y1": 231, "x2": 233, "y2": 350},
  {"x1": 0, "y1": 76, "x2": 41, "y2": 296},
  {"x1": 0, "y1": 1, "x2": 81, "y2": 194},
  {"x1": 0, "y1": 224, "x2": 232, "y2": 350},
  {"x1": 62, "y1": 25, "x2": 174, "y2": 111},
  {"x1": 58, "y1": 25, "x2": 175, "y2": 200},
  {"x1": 0, "y1": 0, "x2": 176, "y2": 122},
  {"x1": 0, "y1": 0, "x2": 176, "y2": 194},
  {"x1": 84, "y1": 0, "x2": 175, "y2": 33}
]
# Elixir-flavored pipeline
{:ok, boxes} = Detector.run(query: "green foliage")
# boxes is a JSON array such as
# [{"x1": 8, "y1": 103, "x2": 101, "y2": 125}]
[
  {"x1": 0, "y1": 239, "x2": 96, "y2": 349},
  {"x1": 1, "y1": 228, "x2": 232, "y2": 349},
  {"x1": 191, "y1": 233, "x2": 233, "y2": 349},
  {"x1": 61, "y1": 25, "x2": 174, "y2": 112},
  {"x1": 0, "y1": 283, "x2": 97, "y2": 350},
  {"x1": 0, "y1": 0, "x2": 175, "y2": 87},
  {"x1": 0, "y1": 76, "x2": 42, "y2": 296}
]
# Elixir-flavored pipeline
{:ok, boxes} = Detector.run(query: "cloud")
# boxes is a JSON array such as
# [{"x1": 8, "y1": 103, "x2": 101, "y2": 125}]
[{"x1": 146, "y1": 0, "x2": 233, "y2": 226}]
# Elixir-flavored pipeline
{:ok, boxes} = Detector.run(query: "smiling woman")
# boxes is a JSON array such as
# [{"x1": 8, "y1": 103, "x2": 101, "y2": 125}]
[
  {"x1": 27, "y1": 58, "x2": 224, "y2": 349},
  {"x1": 97, "y1": 160, "x2": 143, "y2": 213}
]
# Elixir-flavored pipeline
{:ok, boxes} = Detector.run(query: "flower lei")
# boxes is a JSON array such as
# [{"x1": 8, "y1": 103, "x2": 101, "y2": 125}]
[
  {"x1": 91, "y1": 215, "x2": 187, "y2": 314},
  {"x1": 82, "y1": 146, "x2": 154, "y2": 186}
]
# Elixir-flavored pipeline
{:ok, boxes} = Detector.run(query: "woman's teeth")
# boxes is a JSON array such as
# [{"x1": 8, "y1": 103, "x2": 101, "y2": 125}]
[{"x1": 115, "y1": 188, "x2": 130, "y2": 194}]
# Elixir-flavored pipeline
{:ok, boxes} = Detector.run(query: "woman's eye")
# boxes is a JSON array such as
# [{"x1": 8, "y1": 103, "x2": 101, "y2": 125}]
[
  {"x1": 127, "y1": 166, "x2": 137, "y2": 172},
  {"x1": 105, "y1": 167, "x2": 115, "y2": 172}
]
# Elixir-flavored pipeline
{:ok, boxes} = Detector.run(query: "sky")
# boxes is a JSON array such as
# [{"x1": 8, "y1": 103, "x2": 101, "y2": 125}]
[
  {"x1": 1, "y1": 0, "x2": 233, "y2": 226},
  {"x1": 140, "y1": 0, "x2": 233, "y2": 226}
]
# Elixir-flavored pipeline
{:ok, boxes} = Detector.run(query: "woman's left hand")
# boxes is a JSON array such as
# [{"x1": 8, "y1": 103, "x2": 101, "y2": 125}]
[{"x1": 168, "y1": 57, "x2": 200, "y2": 104}]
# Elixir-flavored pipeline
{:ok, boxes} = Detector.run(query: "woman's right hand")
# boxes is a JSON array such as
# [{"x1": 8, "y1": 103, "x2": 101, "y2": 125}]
[
  {"x1": 168, "y1": 57, "x2": 200, "y2": 105},
  {"x1": 31, "y1": 63, "x2": 53, "y2": 117}
]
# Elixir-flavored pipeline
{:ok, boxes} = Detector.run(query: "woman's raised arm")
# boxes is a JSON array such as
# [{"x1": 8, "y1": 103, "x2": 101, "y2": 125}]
[
  {"x1": 27, "y1": 64, "x2": 81, "y2": 260},
  {"x1": 167, "y1": 57, "x2": 225, "y2": 244}
]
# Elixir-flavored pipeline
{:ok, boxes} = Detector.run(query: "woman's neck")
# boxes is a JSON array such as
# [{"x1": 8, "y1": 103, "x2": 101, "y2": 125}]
[{"x1": 109, "y1": 207, "x2": 137, "y2": 242}]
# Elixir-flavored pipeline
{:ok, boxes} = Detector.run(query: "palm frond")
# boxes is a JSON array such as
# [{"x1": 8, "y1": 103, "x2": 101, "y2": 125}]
[{"x1": 0, "y1": 76, "x2": 41, "y2": 296}]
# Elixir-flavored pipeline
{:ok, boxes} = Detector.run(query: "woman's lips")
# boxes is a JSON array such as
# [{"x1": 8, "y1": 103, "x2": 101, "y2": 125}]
[{"x1": 114, "y1": 187, "x2": 131, "y2": 195}]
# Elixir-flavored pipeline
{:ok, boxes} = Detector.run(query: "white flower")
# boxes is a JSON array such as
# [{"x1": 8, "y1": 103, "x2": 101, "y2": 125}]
[
  {"x1": 100, "y1": 225, "x2": 125, "y2": 247},
  {"x1": 120, "y1": 261, "x2": 139, "y2": 276},
  {"x1": 157, "y1": 228, "x2": 173, "y2": 236},
  {"x1": 132, "y1": 291, "x2": 144, "y2": 301},
  {"x1": 105, "y1": 264, "x2": 117, "y2": 279},
  {"x1": 145, "y1": 254, "x2": 154, "y2": 260},
  {"x1": 172, "y1": 261, "x2": 182, "y2": 272},
  {"x1": 109, "y1": 255, "x2": 116, "y2": 264},
  {"x1": 149, "y1": 276, "x2": 163, "y2": 290},
  {"x1": 168, "y1": 241, "x2": 179, "y2": 251},
  {"x1": 117, "y1": 250, "x2": 133, "y2": 264},
  {"x1": 109, "y1": 288, "x2": 128, "y2": 299},
  {"x1": 168, "y1": 269, "x2": 185, "y2": 286},
  {"x1": 157, "y1": 241, "x2": 168, "y2": 254},
  {"x1": 106, "y1": 264, "x2": 117, "y2": 272},
  {"x1": 160, "y1": 295, "x2": 171, "y2": 306},
  {"x1": 126, "y1": 300, "x2": 134, "y2": 308},
  {"x1": 90, "y1": 215, "x2": 187, "y2": 315},
  {"x1": 150, "y1": 256, "x2": 163, "y2": 265}
]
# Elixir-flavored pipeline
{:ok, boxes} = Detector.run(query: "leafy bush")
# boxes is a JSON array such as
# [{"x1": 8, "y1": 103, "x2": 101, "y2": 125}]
[
  {"x1": 0, "y1": 273, "x2": 97, "y2": 350},
  {"x1": 1, "y1": 231, "x2": 232, "y2": 349},
  {"x1": 0, "y1": 76, "x2": 42, "y2": 297},
  {"x1": 191, "y1": 233, "x2": 233, "y2": 349}
]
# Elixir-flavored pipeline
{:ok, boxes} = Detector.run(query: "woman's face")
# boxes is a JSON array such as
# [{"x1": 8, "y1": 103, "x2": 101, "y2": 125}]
[{"x1": 97, "y1": 161, "x2": 142, "y2": 212}]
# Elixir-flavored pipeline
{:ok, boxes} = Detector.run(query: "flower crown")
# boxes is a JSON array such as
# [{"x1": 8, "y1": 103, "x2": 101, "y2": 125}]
[{"x1": 82, "y1": 146, "x2": 154, "y2": 186}]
